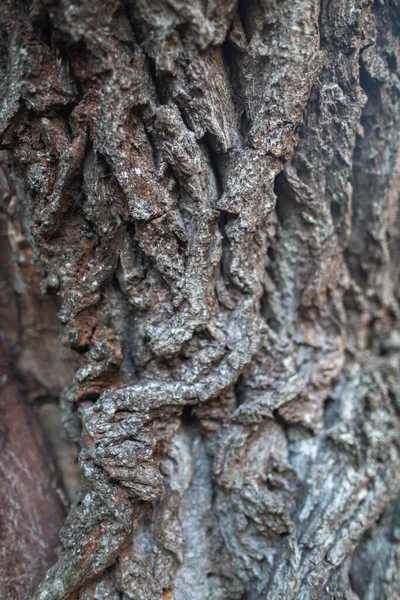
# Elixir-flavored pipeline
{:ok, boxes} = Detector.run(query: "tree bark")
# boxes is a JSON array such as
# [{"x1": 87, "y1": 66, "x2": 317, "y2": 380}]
[{"x1": 1, "y1": 1, "x2": 400, "y2": 599}]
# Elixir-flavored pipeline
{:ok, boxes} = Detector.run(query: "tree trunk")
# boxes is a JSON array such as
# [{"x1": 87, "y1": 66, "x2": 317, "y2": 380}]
[{"x1": 1, "y1": 0, "x2": 400, "y2": 598}]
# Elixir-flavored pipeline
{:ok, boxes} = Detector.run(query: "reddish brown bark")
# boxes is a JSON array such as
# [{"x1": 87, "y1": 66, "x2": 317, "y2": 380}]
[
  {"x1": 0, "y1": 382, "x2": 65, "y2": 600},
  {"x1": 0, "y1": 153, "x2": 79, "y2": 599}
]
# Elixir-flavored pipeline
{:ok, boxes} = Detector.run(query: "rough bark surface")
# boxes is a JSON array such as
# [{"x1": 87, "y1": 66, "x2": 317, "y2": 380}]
[
  {"x1": 0, "y1": 0, "x2": 400, "y2": 599},
  {"x1": 0, "y1": 152, "x2": 78, "y2": 598}
]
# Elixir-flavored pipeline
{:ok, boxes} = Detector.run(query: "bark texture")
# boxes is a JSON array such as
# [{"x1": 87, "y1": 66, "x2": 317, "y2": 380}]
[
  {"x1": 0, "y1": 0, "x2": 400, "y2": 598},
  {"x1": 0, "y1": 153, "x2": 78, "y2": 598}
]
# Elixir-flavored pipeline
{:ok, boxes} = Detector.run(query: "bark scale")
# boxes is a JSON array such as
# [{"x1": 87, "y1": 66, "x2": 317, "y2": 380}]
[{"x1": 1, "y1": 0, "x2": 400, "y2": 599}]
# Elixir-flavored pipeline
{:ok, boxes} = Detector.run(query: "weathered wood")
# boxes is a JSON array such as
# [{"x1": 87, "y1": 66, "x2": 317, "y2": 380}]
[{"x1": 0, "y1": 0, "x2": 399, "y2": 598}]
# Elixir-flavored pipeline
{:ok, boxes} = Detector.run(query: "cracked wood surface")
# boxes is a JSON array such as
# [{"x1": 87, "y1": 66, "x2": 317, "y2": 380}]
[{"x1": 0, "y1": 0, "x2": 400, "y2": 599}]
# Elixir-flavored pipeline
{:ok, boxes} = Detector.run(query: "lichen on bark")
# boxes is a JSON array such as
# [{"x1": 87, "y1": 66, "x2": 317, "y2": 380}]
[{"x1": 1, "y1": 0, "x2": 400, "y2": 599}]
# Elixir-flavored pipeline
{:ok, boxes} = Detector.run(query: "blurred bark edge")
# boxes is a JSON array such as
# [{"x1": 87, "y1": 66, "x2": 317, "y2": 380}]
[{"x1": 0, "y1": 380, "x2": 65, "y2": 600}]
